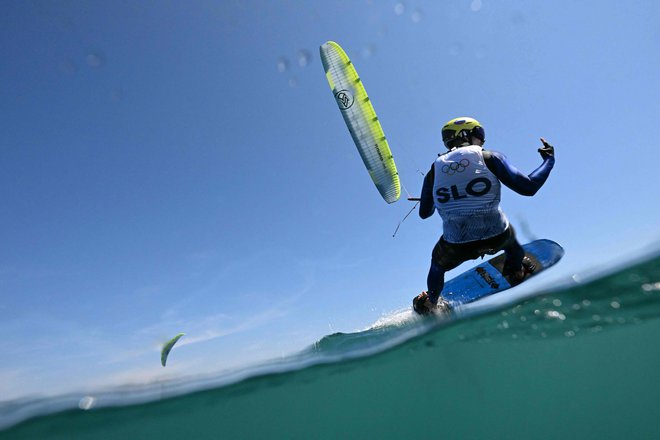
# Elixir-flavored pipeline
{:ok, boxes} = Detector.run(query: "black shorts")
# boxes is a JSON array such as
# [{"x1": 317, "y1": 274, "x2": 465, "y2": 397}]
[{"x1": 431, "y1": 226, "x2": 519, "y2": 271}]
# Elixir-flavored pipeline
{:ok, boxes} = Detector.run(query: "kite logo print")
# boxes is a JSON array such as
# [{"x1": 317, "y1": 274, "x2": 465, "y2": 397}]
[{"x1": 335, "y1": 89, "x2": 354, "y2": 110}]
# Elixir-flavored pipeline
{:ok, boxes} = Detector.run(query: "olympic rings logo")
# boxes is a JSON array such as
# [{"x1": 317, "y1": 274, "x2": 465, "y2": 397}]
[{"x1": 441, "y1": 159, "x2": 470, "y2": 175}]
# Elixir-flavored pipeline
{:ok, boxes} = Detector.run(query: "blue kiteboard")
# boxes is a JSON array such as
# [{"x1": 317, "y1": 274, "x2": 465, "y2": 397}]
[{"x1": 442, "y1": 239, "x2": 564, "y2": 307}]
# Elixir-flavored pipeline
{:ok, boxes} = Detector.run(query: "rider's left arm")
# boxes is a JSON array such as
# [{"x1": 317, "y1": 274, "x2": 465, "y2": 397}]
[{"x1": 419, "y1": 165, "x2": 435, "y2": 218}]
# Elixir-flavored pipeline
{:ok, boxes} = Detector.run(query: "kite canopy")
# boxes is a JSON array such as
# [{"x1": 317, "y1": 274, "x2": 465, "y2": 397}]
[
  {"x1": 161, "y1": 333, "x2": 184, "y2": 367},
  {"x1": 320, "y1": 41, "x2": 401, "y2": 204}
]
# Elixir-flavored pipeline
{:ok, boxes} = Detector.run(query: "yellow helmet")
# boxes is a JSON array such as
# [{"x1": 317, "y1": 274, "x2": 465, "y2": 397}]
[{"x1": 441, "y1": 117, "x2": 485, "y2": 149}]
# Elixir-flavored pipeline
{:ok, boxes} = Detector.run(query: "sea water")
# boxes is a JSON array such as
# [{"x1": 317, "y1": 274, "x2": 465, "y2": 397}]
[{"x1": 2, "y1": 253, "x2": 659, "y2": 439}]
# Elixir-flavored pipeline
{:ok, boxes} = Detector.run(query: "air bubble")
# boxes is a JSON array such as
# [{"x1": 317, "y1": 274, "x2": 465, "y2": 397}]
[
  {"x1": 610, "y1": 301, "x2": 621, "y2": 309},
  {"x1": 470, "y1": 0, "x2": 482, "y2": 12},
  {"x1": 86, "y1": 52, "x2": 104, "y2": 68},
  {"x1": 449, "y1": 42, "x2": 463, "y2": 56},
  {"x1": 641, "y1": 282, "x2": 660, "y2": 292},
  {"x1": 277, "y1": 57, "x2": 290, "y2": 73},
  {"x1": 297, "y1": 50, "x2": 311, "y2": 68},
  {"x1": 288, "y1": 77, "x2": 298, "y2": 88},
  {"x1": 78, "y1": 396, "x2": 96, "y2": 410},
  {"x1": 59, "y1": 58, "x2": 76, "y2": 75},
  {"x1": 411, "y1": 8, "x2": 423, "y2": 23},
  {"x1": 552, "y1": 298, "x2": 562, "y2": 307},
  {"x1": 394, "y1": 3, "x2": 405, "y2": 15},
  {"x1": 546, "y1": 310, "x2": 566, "y2": 321},
  {"x1": 511, "y1": 11, "x2": 526, "y2": 25},
  {"x1": 361, "y1": 44, "x2": 376, "y2": 59},
  {"x1": 110, "y1": 88, "x2": 123, "y2": 102}
]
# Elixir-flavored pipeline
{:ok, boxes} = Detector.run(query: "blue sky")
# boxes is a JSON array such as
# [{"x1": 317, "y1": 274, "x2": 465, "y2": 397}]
[{"x1": 1, "y1": 0, "x2": 658, "y2": 399}]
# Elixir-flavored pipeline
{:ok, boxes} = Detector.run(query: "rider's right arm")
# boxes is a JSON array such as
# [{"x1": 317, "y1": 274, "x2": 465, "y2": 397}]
[{"x1": 419, "y1": 165, "x2": 435, "y2": 219}]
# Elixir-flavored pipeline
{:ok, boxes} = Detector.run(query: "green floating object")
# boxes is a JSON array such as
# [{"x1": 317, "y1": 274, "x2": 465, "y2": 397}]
[{"x1": 161, "y1": 333, "x2": 185, "y2": 367}]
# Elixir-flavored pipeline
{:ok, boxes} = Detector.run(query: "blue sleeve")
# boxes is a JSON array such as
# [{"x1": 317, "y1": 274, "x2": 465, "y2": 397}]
[
  {"x1": 484, "y1": 150, "x2": 555, "y2": 196},
  {"x1": 419, "y1": 164, "x2": 435, "y2": 219}
]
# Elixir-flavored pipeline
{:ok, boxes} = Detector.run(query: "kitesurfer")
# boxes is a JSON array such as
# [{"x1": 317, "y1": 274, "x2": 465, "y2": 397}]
[{"x1": 413, "y1": 117, "x2": 555, "y2": 315}]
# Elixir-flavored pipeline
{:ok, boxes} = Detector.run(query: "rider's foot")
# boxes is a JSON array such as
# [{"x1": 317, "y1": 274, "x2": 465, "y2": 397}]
[
  {"x1": 509, "y1": 257, "x2": 536, "y2": 283},
  {"x1": 413, "y1": 291, "x2": 451, "y2": 315}
]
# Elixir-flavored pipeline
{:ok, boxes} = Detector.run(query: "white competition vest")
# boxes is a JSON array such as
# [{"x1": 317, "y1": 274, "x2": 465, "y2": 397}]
[{"x1": 432, "y1": 145, "x2": 509, "y2": 243}]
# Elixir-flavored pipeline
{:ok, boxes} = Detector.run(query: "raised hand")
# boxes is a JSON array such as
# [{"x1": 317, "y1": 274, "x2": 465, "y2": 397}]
[{"x1": 538, "y1": 137, "x2": 555, "y2": 159}]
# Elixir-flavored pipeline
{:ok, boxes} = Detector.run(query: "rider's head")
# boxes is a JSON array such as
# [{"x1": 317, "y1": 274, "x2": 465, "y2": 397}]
[{"x1": 441, "y1": 117, "x2": 485, "y2": 149}]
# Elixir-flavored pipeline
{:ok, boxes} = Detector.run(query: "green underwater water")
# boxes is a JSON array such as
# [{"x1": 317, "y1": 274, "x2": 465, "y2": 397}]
[{"x1": 2, "y1": 255, "x2": 660, "y2": 440}]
